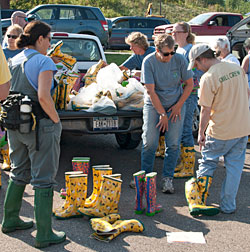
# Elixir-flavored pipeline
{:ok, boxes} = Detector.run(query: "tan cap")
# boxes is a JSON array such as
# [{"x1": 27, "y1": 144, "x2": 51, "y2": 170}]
[{"x1": 188, "y1": 44, "x2": 211, "y2": 70}]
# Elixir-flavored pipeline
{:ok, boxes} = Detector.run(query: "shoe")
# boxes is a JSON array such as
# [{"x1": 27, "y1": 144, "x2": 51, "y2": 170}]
[
  {"x1": 129, "y1": 179, "x2": 135, "y2": 189},
  {"x1": 162, "y1": 177, "x2": 174, "y2": 194}
]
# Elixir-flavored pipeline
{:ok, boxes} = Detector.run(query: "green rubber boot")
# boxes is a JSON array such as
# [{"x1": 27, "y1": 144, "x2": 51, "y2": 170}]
[
  {"x1": 1, "y1": 179, "x2": 34, "y2": 233},
  {"x1": 34, "y1": 188, "x2": 66, "y2": 248}
]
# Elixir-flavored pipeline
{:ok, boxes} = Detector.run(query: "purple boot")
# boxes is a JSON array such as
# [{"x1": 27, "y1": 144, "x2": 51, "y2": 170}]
[
  {"x1": 133, "y1": 171, "x2": 146, "y2": 214},
  {"x1": 145, "y1": 172, "x2": 162, "y2": 216}
]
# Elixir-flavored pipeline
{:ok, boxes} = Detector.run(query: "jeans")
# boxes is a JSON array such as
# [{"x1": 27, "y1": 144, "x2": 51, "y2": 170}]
[
  {"x1": 141, "y1": 103, "x2": 185, "y2": 178},
  {"x1": 181, "y1": 94, "x2": 198, "y2": 147},
  {"x1": 197, "y1": 135, "x2": 248, "y2": 213}
]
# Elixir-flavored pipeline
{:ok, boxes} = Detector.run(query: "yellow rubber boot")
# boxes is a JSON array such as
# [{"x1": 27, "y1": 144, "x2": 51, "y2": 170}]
[
  {"x1": 91, "y1": 219, "x2": 144, "y2": 242},
  {"x1": 78, "y1": 175, "x2": 122, "y2": 218},
  {"x1": 1, "y1": 145, "x2": 11, "y2": 171},
  {"x1": 53, "y1": 171, "x2": 83, "y2": 215},
  {"x1": 47, "y1": 40, "x2": 76, "y2": 70},
  {"x1": 174, "y1": 147, "x2": 195, "y2": 178},
  {"x1": 155, "y1": 136, "x2": 165, "y2": 158},
  {"x1": 174, "y1": 144, "x2": 184, "y2": 173},
  {"x1": 84, "y1": 166, "x2": 112, "y2": 208},
  {"x1": 54, "y1": 174, "x2": 88, "y2": 219},
  {"x1": 185, "y1": 177, "x2": 220, "y2": 216},
  {"x1": 90, "y1": 213, "x2": 121, "y2": 234},
  {"x1": 197, "y1": 176, "x2": 213, "y2": 204}
]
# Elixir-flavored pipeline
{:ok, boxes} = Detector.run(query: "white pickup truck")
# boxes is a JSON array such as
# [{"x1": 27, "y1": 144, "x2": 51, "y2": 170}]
[{"x1": 51, "y1": 32, "x2": 142, "y2": 149}]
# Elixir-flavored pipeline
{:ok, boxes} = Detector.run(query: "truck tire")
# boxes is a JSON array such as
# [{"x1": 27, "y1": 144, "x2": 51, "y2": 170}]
[{"x1": 115, "y1": 133, "x2": 141, "y2": 149}]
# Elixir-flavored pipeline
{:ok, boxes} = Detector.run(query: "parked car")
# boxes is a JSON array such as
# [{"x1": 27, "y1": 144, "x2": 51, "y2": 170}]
[
  {"x1": 1, "y1": 9, "x2": 27, "y2": 19},
  {"x1": 108, "y1": 16, "x2": 170, "y2": 49},
  {"x1": 153, "y1": 12, "x2": 243, "y2": 37},
  {"x1": 1, "y1": 4, "x2": 109, "y2": 46}
]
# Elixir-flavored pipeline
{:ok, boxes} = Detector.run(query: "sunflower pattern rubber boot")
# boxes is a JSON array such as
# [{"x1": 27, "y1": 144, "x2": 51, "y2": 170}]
[
  {"x1": 133, "y1": 171, "x2": 146, "y2": 214},
  {"x1": 90, "y1": 213, "x2": 121, "y2": 235},
  {"x1": 47, "y1": 40, "x2": 76, "y2": 70},
  {"x1": 185, "y1": 177, "x2": 220, "y2": 216},
  {"x1": 145, "y1": 172, "x2": 162, "y2": 216},
  {"x1": 91, "y1": 219, "x2": 144, "y2": 242},
  {"x1": 155, "y1": 136, "x2": 165, "y2": 158},
  {"x1": 78, "y1": 175, "x2": 122, "y2": 218},
  {"x1": 84, "y1": 166, "x2": 112, "y2": 208},
  {"x1": 174, "y1": 144, "x2": 184, "y2": 173},
  {"x1": 54, "y1": 174, "x2": 88, "y2": 219},
  {"x1": 174, "y1": 146, "x2": 195, "y2": 178},
  {"x1": 1, "y1": 145, "x2": 11, "y2": 171},
  {"x1": 53, "y1": 171, "x2": 83, "y2": 215},
  {"x1": 197, "y1": 176, "x2": 213, "y2": 205}
]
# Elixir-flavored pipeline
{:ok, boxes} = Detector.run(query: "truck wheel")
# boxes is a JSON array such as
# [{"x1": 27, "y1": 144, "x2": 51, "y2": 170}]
[{"x1": 115, "y1": 133, "x2": 141, "y2": 149}]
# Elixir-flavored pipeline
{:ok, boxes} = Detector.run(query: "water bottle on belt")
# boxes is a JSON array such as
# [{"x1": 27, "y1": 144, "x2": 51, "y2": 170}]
[{"x1": 19, "y1": 95, "x2": 32, "y2": 134}]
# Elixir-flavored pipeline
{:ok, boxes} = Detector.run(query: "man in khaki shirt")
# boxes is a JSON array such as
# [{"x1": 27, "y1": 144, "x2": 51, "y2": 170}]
[{"x1": 185, "y1": 44, "x2": 250, "y2": 216}]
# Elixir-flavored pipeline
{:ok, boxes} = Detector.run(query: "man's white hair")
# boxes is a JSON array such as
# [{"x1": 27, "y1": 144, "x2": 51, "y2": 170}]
[{"x1": 213, "y1": 37, "x2": 231, "y2": 51}]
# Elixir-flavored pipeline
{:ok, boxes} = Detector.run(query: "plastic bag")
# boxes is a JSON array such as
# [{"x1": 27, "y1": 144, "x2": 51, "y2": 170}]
[{"x1": 88, "y1": 96, "x2": 117, "y2": 115}]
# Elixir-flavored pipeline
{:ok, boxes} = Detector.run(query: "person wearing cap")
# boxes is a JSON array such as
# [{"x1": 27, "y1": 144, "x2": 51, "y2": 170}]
[
  {"x1": 241, "y1": 38, "x2": 250, "y2": 88},
  {"x1": 140, "y1": 34, "x2": 194, "y2": 194},
  {"x1": 211, "y1": 37, "x2": 240, "y2": 65},
  {"x1": 186, "y1": 43, "x2": 250, "y2": 215},
  {"x1": 2, "y1": 11, "x2": 28, "y2": 49}
]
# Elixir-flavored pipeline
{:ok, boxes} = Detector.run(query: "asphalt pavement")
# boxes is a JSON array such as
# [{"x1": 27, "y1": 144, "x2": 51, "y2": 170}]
[{"x1": 0, "y1": 133, "x2": 250, "y2": 252}]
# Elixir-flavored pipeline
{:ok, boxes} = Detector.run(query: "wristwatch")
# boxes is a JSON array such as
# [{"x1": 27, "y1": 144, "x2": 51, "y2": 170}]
[{"x1": 160, "y1": 113, "x2": 166, "y2": 117}]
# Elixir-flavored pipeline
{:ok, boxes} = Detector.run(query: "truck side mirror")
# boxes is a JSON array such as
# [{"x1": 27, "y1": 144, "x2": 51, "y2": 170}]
[{"x1": 208, "y1": 20, "x2": 217, "y2": 26}]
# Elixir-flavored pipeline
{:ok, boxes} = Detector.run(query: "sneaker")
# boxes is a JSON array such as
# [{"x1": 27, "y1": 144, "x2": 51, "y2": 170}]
[
  {"x1": 162, "y1": 177, "x2": 174, "y2": 194},
  {"x1": 129, "y1": 179, "x2": 136, "y2": 189}
]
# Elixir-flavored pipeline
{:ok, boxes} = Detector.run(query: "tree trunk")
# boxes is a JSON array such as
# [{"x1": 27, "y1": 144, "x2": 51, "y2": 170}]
[{"x1": 0, "y1": 0, "x2": 10, "y2": 9}]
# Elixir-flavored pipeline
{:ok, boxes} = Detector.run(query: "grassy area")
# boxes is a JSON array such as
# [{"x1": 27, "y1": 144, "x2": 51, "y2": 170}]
[{"x1": 105, "y1": 52, "x2": 131, "y2": 65}]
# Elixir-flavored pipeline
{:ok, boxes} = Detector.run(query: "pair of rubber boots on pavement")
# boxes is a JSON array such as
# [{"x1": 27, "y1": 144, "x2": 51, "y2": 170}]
[
  {"x1": 53, "y1": 166, "x2": 122, "y2": 219},
  {"x1": 133, "y1": 171, "x2": 162, "y2": 216},
  {"x1": 185, "y1": 176, "x2": 220, "y2": 216},
  {"x1": 90, "y1": 213, "x2": 144, "y2": 242},
  {"x1": 1, "y1": 179, "x2": 66, "y2": 248}
]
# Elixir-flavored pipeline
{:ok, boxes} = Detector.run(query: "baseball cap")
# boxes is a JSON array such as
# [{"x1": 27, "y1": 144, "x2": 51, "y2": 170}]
[{"x1": 188, "y1": 44, "x2": 211, "y2": 70}]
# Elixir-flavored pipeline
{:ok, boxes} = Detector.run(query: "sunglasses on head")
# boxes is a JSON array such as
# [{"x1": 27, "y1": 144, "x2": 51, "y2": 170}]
[
  {"x1": 7, "y1": 34, "x2": 18, "y2": 39},
  {"x1": 17, "y1": 16, "x2": 28, "y2": 22},
  {"x1": 160, "y1": 50, "x2": 176, "y2": 57}
]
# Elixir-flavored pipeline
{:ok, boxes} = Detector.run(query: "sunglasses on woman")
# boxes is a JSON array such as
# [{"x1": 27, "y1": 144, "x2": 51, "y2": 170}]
[
  {"x1": 7, "y1": 34, "x2": 18, "y2": 39},
  {"x1": 160, "y1": 50, "x2": 176, "y2": 57}
]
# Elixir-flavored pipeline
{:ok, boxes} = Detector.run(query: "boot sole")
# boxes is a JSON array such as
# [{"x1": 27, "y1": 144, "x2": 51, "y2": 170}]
[
  {"x1": 2, "y1": 222, "x2": 34, "y2": 233},
  {"x1": 54, "y1": 214, "x2": 83, "y2": 220},
  {"x1": 190, "y1": 208, "x2": 220, "y2": 216},
  {"x1": 35, "y1": 235, "x2": 66, "y2": 248}
]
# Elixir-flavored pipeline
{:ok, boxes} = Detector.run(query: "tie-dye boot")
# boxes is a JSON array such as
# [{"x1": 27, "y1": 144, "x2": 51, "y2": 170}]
[
  {"x1": 185, "y1": 177, "x2": 220, "y2": 216},
  {"x1": 84, "y1": 165, "x2": 112, "y2": 208},
  {"x1": 54, "y1": 174, "x2": 88, "y2": 219},
  {"x1": 53, "y1": 171, "x2": 83, "y2": 215},
  {"x1": 174, "y1": 146, "x2": 195, "y2": 178},
  {"x1": 133, "y1": 171, "x2": 146, "y2": 214},
  {"x1": 145, "y1": 172, "x2": 162, "y2": 216},
  {"x1": 78, "y1": 175, "x2": 122, "y2": 218}
]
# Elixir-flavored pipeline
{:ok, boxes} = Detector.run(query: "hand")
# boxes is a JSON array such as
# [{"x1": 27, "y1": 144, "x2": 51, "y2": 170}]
[
  {"x1": 156, "y1": 114, "x2": 168, "y2": 132},
  {"x1": 50, "y1": 56, "x2": 61, "y2": 64},
  {"x1": 167, "y1": 103, "x2": 182, "y2": 123},
  {"x1": 198, "y1": 132, "x2": 206, "y2": 151}
]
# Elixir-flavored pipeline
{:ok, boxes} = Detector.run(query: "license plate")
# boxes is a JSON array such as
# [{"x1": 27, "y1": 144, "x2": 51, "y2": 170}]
[{"x1": 93, "y1": 116, "x2": 118, "y2": 131}]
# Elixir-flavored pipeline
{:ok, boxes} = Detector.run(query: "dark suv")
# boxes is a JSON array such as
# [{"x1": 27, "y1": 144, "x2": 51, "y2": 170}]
[
  {"x1": 107, "y1": 16, "x2": 170, "y2": 49},
  {"x1": 1, "y1": 4, "x2": 109, "y2": 46}
]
